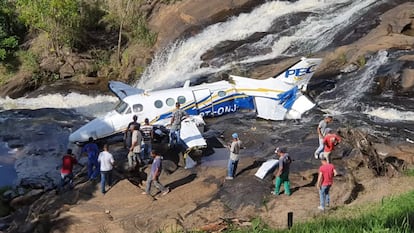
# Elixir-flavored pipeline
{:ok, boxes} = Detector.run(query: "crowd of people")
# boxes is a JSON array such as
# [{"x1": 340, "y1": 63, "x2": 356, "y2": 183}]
[
  {"x1": 57, "y1": 103, "x2": 189, "y2": 196},
  {"x1": 58, "y1": 108, "x2": 341, "y2": 210}
]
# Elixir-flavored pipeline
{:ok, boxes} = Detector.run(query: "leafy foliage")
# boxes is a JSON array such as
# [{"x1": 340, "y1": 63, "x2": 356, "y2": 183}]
[
  {"x1": 15, "y1": 0, "x2": 81, "y2": 52},
  {"x1": 0, "y1": 0, "x2": 22, "y2": 61},
  {"x1": 100, "y1": 0, "x2": 156, "y2": 46}
]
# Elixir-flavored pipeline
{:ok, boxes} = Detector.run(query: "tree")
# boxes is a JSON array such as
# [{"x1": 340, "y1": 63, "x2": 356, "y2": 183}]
[
  {"x1": 101, "y1": 0, "x2": 156, "y2": 65},
  {"x1": 15, "y1": 0, "x2": 81, "y2": 55},
  {"x1": 0, "y1": 0, "x2": 20, "y2": 61}
]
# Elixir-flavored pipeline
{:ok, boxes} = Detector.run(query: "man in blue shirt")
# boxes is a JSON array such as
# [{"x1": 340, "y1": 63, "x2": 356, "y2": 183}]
[
  {"x1": 81, "y1": 137, "x2": 100, "y2": 180},
  {"x1": 142, "y1": 150, "x2": 169, "y2": 196}
]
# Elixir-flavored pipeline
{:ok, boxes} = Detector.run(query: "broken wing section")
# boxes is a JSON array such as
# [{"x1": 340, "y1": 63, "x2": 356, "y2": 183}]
[
  {"x1": 255, "y1": 86, "x2": 315, "y2": 120},
  {"x1": 179, "y1": 115, "x2": 207, "y2": 149},
  {"x1": 255, "y1": 97, "x2": 287, "y2": 120}
]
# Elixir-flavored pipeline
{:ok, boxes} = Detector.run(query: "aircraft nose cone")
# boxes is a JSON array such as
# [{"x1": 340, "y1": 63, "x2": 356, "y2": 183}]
[{"x1": 69, "y1": 117, "x2": 114, "y2": 143}]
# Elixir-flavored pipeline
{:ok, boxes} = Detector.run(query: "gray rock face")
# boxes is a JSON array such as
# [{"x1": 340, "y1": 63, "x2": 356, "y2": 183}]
[
  {"x1": 401, "y1": 69, "x2": 414, "y2": 91},
  {"x1": 149, "y1": 0, "x2": 265, "y2": 48},
  {"x1": 0, "y1": 109, "x2": 89, "y2": 188}
]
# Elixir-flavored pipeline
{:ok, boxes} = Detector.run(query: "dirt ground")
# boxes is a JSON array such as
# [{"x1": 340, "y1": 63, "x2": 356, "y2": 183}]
[{"x1": 46, "y1": 154, "x2": 414, "y2": 233}]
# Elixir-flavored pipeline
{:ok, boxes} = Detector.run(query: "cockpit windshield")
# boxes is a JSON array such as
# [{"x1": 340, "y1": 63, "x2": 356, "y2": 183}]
[{"x1": 114, "y1": 101, "x2": 129, "y2": 114}]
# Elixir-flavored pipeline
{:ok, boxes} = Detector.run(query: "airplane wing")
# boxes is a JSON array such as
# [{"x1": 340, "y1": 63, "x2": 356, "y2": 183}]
[
  {"x1": 180, "y1": 115, "x2": 207, "y2": 149},
  {"x1": 108, "y1": 81, "x2": 145, "y2": 99}
]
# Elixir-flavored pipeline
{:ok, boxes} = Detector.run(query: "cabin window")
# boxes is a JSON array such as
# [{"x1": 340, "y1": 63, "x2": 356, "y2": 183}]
[
  {"x1": 218, "y1": 91, "x2": 226, "y2": 97},
  {"x1": 115, "y1": 101, "x2": 129, "y2": 114},
  {"x1": 166, "y1": 98, "x2": 175, "y2": 106},
  {"x1": 133, "y1": 104, "x2": 143, "y2": 112},
  {"x1": 125, "y1": 107, "x2": 131, "y2": 114},
  {"x1": 177, "y1": 96, "x2": 186, "y2": 104},
  {"x1": 154, "y1": 100, "x2": 163, "y2": 108}
]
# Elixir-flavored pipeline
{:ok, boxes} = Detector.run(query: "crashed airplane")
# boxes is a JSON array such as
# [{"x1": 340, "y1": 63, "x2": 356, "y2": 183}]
[{"x1": 69, "y1": 57, "x2": 323, "y2": 149}]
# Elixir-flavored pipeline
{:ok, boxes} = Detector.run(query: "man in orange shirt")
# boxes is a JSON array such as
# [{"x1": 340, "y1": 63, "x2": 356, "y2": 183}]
[
  {"x1": 322, "y1": 128, "x2": 341, "y2": 163},
  {"x1": 57, "y1": 149, "x2": 78, "y2": 193}
]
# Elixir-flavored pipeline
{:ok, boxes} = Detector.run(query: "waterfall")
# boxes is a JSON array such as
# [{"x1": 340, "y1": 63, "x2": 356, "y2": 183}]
[{"x1": 137, "y1": 0, "x2": 380, "y2": 90}]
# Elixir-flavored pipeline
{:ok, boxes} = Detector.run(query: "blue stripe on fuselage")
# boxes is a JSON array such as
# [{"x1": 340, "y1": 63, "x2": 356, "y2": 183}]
[{"x1": 199, "y1": 94, "x2": 255, "y2": 117}]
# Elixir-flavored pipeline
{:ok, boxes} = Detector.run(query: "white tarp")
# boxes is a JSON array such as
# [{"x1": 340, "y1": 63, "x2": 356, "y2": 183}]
[{"x1": 255, "y1": 159, "x2": 279, "y2": 179}]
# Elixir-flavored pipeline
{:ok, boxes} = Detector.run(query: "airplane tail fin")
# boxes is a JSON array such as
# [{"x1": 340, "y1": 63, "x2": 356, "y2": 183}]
[{"x1": 273, "y1": 57, "x2": 323, "y2": 91}]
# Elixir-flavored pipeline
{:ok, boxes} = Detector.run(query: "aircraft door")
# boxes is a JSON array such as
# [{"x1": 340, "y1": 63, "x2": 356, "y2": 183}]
[{"x1": 192, "y1": 89, "x2": 213, "y2": 117}]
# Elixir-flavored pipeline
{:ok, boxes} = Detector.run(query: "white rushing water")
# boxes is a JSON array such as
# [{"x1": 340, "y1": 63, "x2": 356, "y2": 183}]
[
  {"x1": 0, "y1": 93, "x2": 118, "y2": 117},
  {"x1": 365, "y1": 107, "x2": 414, "y2": 122},
  {"x1": 1, "y1": 0, "x2": 382, "y2": 115},
  {"x1": 137, "y1": 0, "x2": 380, "y2": 90},
  {"x1": 317, "y1": 50, "x2": 389, "y2": 115}
]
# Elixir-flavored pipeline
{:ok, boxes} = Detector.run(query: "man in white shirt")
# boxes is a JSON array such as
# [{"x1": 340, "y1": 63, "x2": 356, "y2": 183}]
[{"x1": 98, "y1": 144, "x2": 115, "y2": 194}]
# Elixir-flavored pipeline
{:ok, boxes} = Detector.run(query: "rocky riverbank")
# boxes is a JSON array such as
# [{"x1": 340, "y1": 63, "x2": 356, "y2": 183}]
[
  {"x1": 1, "y1": 1, "x2": 414, "y2": 232},
  {"x1": 1, "y1": 102, "x2": 414, "y2": 232}
]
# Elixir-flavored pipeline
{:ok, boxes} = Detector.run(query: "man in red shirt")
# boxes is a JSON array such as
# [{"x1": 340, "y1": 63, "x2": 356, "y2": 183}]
[
  {"x1": 317, "y1": 157, "x2": 338, "y2": 211},
  {"x1": 58, "y1": 149, "x2": 78, "y2": 193},
  {"x1": 322, "y1": 128, "x2": 341, "y2": 163}
]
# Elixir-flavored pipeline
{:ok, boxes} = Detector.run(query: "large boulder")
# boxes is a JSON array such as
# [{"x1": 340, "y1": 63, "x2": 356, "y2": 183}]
[
  {"x1": 401, "y1": 69, "x2": 414, "y2": 91},
  {"x1": 316, "y1": 2, "x2": 414, "y2": 76},
  {"x1": 149, "y1": 0, "x2": 264, "y2": 48},
  {"x1": 0, "y1": 71, "x2": 35, "y2": 98}
]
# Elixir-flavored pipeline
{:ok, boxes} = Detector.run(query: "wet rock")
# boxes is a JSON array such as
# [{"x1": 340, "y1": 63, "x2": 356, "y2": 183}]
[
  {"x1": 77, "y1": 75, "x2": 100, "y2": 85},
  {"x1": 59, "y1": 62, "x2": 75, "y2": 79},
  {"x1": 340, "y1": 63, "x2": 359, "y2": 73},
  {"x1": 10, "y1": 189, "x2": 44, "y2": 209},
  {"x1": 382, "y1": 2, "x2": 414, "y2": 34},
  {"x1": 2, "y1": 190, "x2": 18, "y2": 202},
  {"x1": 72, "y1": 60, "x2": 94, "y2": 75},
  {"x1": 401, "y1": 69, "x2": 414, "y2": 91},
  {"x1": 39, "y1": 57, "x2": 62, "y2": 73},
  {"x1": 373, "y1": 142, "x2": 414, "y2": 164},
  {"x1": 0, "y1": 71, "x2": 35, "y2": 99},
  {"x1": 149, "y1": 0, "x2": 264, "y2": 48}
]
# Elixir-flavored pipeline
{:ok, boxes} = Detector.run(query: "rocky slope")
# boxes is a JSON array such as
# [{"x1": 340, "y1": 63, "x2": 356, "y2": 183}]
[{"x1": 1, "y1": 1, "x2": 414, "y2": 233}]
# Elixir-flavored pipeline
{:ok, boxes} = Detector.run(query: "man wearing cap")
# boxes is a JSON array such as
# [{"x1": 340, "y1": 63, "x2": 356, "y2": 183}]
[
  {"x1": 314, "y1": 115, "x2": 333, "y2": 159},
  {"x1": 272, "y1": 147, "x2": 291, "y2": 196},
  {"x1": 226, "y1": 133, "x2": 242, "y2": 180},
  {"x1": 317, "y1": 156, "x2": 338, "y2": 210}
]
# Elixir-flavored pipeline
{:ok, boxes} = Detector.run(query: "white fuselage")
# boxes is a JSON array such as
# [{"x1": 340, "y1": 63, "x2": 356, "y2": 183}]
[{"x1": 69, "y1": 57, "x2": 323, "y2": 143}]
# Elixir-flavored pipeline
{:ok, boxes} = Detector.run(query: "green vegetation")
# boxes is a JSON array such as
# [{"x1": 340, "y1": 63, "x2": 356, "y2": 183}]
[
  {"x1": 15, "y1": 0, "x2": 81, "y2": 54},
  {"x1": 338, "y1": 53, "x2": 347, "y2": 65},
  {"x1": 0, "y1": 0, "x2": 24, "y2": 61},
  {"x1": 0, "y1": 186, "x2": 12, "y2": 217},
  {"x1": 403, "y1": 168, "x2": 414, "y2": 177},
  {"x1": 100, "y1": 0, "x2": 157, "y2": 65},
  {"x1": 224, "y1": 190, "x2": 414, "y2": 233},
  {"x1": 0, "y1": 0, "x2": 161, "y2": 87},
  {"x1": 356, "y1": 55, "x2": 366, "y2": 67}
]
